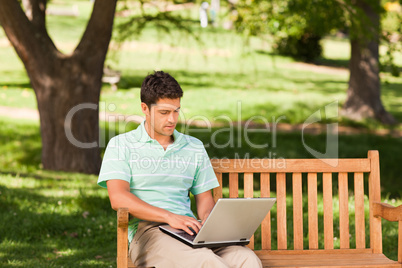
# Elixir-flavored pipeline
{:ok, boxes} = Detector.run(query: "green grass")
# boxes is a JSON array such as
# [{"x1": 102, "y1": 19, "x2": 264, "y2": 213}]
[{"x1": 0, "y1": 172, "x2": 116, "y2": 267}]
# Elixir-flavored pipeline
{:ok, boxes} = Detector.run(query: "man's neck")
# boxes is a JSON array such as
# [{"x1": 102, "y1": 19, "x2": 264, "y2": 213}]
[{"x1": 144, "y1": 122, "x2": 174, "y2": 148}]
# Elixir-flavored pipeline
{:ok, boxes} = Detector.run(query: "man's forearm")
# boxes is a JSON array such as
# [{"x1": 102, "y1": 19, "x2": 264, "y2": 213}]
[
  {"x1": 195, "y1": 190, "x2": 216, "y2": 223},
  {"x1": 109, "y1": 188, "x2": 172, "y2": 223},
  {"x1": 106, "y1": 180, "x2": 202, "y2": 234}
]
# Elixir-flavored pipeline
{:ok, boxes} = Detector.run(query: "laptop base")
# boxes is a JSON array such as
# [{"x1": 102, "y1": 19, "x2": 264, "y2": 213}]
[{"x1": 159, "y1": 226, "x2": 250, "y2": 248}]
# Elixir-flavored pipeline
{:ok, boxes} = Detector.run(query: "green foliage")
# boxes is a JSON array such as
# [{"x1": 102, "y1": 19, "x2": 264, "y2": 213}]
[
  {"x1": 380, "y1": 3, "x2": 402, "y2": 77},
  {"x1": 232, "y1": 0, "x2": 346, "y2": 61},
  {"x1": 275, "y1": 32, "x2": 323, "y2": 62},
  {"x1": 231, "y1": 0, "x2": 402, "y2": 69}
]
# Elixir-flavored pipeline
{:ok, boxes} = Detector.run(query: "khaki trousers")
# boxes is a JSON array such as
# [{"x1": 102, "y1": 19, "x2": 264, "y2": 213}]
[{"x1": 129, "y1": 221, "x2": 263, "y2": 268}]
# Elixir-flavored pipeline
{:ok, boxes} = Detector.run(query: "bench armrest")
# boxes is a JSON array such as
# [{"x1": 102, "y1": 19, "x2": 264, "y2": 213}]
[
  {"x1": 373, "y1": 202, "x2": 402, "y2": 263},
  {"x1": 117, "y1": 208, "x2": 129, "y2": 268},
  {"x1": 118, "y1": 207, "x2": 129, "y2": 227},
  {"x1": 373, "y1": 202, "x2": 402, "y2": 222}
]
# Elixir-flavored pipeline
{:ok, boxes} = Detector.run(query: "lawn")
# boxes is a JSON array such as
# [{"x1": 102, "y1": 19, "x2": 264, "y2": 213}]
[{"x1": 0, "y1": 1, "x2": 402, "y2": 267}]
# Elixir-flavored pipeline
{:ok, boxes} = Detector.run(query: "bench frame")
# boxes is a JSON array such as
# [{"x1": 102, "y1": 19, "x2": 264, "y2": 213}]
[{"x1": 116, "y1": 150, "x2": 402, "y2": 267}]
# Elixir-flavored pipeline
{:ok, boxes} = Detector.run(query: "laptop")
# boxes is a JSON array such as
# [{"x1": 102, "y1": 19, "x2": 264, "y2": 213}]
[{"x1": 159, "y1": 198, "x2": 276, "y2": 248}]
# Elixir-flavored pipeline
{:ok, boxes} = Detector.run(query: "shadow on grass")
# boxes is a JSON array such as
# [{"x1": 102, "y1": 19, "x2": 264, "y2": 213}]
[
  {"x1": 113, "y1": 74, "x2": 144, "y2": 90},
  {"x1": 255, "y1": 49, "x2": 350, "y2": 69},
  {"x1": 0, "y1": 120, "x2": 41, "y2": 170},
  {"x1": 0, "y1": 183, "x2": 116, "y2": 267},
  {"x1": 0, "y1": 81, "x2": 32, "y2": 89},
  {"x1": 314, "y1": 57, "x2": 349, "y2": 68}
]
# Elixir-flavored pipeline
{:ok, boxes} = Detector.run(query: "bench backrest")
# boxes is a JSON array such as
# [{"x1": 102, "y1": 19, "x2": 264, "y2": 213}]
[{"x1": 210, "y1": 150, "x2": 382, "y2": 253}]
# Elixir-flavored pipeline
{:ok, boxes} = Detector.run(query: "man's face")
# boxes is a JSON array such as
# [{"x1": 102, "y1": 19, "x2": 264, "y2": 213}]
[{"x1": 142, "y1": 98, "x2": 181, "y2": 138}]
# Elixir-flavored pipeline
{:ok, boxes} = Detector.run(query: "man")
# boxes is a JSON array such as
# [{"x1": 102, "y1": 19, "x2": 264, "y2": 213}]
[{"x1": 98, "y1": 71, "x2": 262, "y2": 267}]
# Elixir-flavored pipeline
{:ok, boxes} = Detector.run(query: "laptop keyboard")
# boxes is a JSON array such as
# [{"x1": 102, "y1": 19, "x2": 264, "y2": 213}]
[{"x1": 178, "y1": 232, "x2": 196, "y2": 241}]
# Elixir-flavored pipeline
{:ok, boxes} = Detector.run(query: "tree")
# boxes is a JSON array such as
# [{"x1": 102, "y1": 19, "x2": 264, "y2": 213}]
[
  {"x1": 232, "y1": 0, "x2": 398, "y2": 125},
  {"x1": 342, "y1": 0, "x2": 397, "y2": 124},
  {"x1": 0, "y1": 0, "x2": 117, "y2": 174}
]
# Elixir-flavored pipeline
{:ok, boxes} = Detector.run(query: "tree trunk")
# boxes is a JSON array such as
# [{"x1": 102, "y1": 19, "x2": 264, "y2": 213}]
[
  {"x1": 0, "y1": 0, "x2": 117, "y2": 174},
  {"x1": 342, "y1": 0, "x2": 397, "y2": 125},
  {"x1": 33, "y1": 58, "x2": 102, "y2": 173}
]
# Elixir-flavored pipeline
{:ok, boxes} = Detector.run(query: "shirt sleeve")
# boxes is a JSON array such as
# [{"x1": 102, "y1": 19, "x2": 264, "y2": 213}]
[
  {"x1": 190, "y1": 147, "x2": 220, "y2": 195},
  {"x1": 97, "y1": 136, "x2": 131, "y2": 188}
]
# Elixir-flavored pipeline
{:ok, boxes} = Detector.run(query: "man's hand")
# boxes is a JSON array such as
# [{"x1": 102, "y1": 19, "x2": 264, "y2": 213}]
[{"x1": 166, "y1": 213, "x2": 202, "y2": 235}]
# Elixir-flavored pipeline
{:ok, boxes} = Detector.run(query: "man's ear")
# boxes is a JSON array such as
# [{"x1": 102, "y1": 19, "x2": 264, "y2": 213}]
[{"x1": 141, "y1": 102, "x2": 150, "y2": 116}]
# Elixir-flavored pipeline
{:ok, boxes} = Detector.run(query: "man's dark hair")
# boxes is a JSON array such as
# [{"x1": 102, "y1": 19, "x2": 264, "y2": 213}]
[{"x1": 141, "y1": 71, "x2": 183, "y2": 108}]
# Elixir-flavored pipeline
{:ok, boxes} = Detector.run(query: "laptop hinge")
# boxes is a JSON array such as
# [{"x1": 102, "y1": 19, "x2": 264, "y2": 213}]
[
  {"x1": 197, "y1": 241, "x2": 205, "y2": 244},
  {"x1": 240, "y1": 238, "x2": 247, "y2": 241}
]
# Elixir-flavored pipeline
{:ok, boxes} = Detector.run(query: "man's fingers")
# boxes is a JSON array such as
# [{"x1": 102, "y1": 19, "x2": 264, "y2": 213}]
[
  {"x1": 167, "y1": 214, "x2": 203, "y2": 235},
  {"x1": 183, "y1": 219, "x2": 201, "y2": 235},
  {"x1": 192, "y1": 219, "x2": 202, "y2": 230},
  {"x1": 182, "y1": 226, "x2": 194, "y2": 235}
]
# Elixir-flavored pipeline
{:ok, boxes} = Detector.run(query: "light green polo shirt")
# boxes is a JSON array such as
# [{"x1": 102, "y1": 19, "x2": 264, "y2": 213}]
[{"x1": 98, "y1": 120, "x2": 219, "y2": 243}]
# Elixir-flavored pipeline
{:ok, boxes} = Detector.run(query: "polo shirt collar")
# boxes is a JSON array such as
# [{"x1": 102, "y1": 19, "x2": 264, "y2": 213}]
[{"x1": 133, "y1": 120, "x2": 187, "y2": 146}]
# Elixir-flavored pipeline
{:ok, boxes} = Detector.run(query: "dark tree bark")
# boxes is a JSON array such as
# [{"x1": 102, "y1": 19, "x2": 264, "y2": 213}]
[
  {"x1": 342, "y1": 0, "x2": 397, "y2": 125},
  {"x1": 0, "y1": 0, "x2": 117, "y2": 173}
]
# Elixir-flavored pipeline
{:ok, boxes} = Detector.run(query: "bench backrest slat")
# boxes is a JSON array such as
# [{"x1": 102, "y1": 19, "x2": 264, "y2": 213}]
[
  {"x1": 292, "y1": 172, "x2": 303, "y2": 250},
  {"x1": 211, "y1": 150, "x2": 382, "y2": 252},
  {"x1": 308, "y1": 173, "x2": 319, "y2": 249},
  {"x1": 244, "y1": 173, "x2": 254, "y2": 198},
  {"x1": 260, "y1": 173, "x2": 271, "y2": 250},
  {"x1": 369, "y1": 151, "x2": 382, "y2": 254},
  {"x1": 339, "y1": 172, "x2": 350, "y2": 249},
  {"x1": 323, "y1": 172, "x2": 334, "y2": 249},
  {"x1": 244, "y1": 172, "x2": 254, "y2": 249},
  {"x1": 229, "y1": 173, "x2": 238, "y2": 198},
  {"x1": 277, "y1": 173, "x2": 287, "y2": 250},
  {"x1": 354, "y1": 172, "x2": 366, "y2": 249}
]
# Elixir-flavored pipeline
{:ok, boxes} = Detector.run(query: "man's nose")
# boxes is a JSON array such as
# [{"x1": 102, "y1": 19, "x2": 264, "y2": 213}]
[{"x1": 168, "y1": 112, "x2": 176, "y2": 122}]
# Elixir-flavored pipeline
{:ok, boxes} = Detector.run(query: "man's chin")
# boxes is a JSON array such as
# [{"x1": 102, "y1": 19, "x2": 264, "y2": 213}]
[{"x1": 162, "y1": 127, "x2": 175, "y2": 136}]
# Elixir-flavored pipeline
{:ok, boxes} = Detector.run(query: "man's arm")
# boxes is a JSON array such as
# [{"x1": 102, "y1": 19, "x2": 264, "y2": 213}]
[
  {"x1": 107, "y1": 179, "x2": 202, "y2": 235},
  {"x1": 194, "y1": 190, "x2": 215, "y2": 225}
]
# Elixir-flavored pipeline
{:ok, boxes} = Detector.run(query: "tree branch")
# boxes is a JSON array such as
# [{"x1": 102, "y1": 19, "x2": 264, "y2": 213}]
[
  {"x1": 0, "y1": 0, "x2": 57, "y2": 69},
  {"x1": 74, "y1": 0, "x2": 117, "y2": 65}
]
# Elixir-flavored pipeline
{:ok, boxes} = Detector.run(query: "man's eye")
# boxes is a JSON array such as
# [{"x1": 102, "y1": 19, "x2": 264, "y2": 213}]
[{"x1": 160, "y1": 111, "x2": 168, "y2": 115}]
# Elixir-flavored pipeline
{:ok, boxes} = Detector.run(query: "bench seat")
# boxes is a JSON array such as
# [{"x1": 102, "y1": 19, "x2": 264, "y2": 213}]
[
  {"x1": 256, "y1": 251, "x2": 400, "y2": 267},
  {"x1": 124, "y1": 252, "x2": 400, "y2": 268}
]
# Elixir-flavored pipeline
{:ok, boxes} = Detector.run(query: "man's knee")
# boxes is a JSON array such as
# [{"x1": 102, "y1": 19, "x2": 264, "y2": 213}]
[
  {"x1": 190, "y1": 247, "x2": 229, "y2": 268},
  {"x1": 215, "y1": 246, "x2": 262, "y2": 268}
]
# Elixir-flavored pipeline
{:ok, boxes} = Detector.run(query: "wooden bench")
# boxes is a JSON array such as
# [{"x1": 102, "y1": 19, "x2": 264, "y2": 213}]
[{"x1": 116, "y1": 150, "x2": 402, "y2": 267}]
